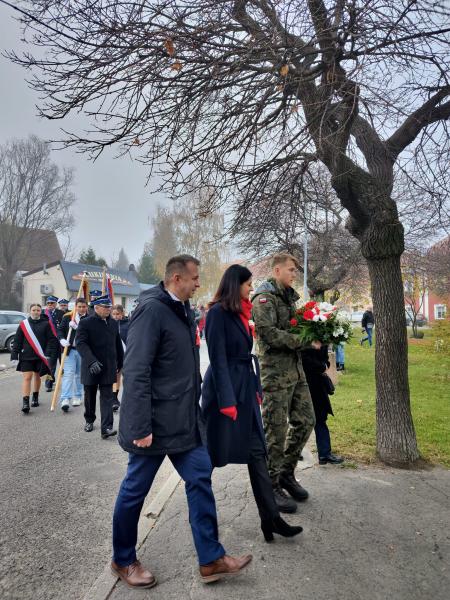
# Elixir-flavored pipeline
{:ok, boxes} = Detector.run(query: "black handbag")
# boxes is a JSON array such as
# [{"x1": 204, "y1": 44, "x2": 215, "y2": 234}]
[{"x1": 323, "y1": 373, "x2": 335, "y2": 395}]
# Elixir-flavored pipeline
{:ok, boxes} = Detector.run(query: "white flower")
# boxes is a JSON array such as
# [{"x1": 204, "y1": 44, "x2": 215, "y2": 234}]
[
  {"x1": 312, "y1": 314, "x2": 320, "y2": 322},
  {"x1": 319, "y1": 302, "x2": 334, "y2": 311},
  {"x1": 319, "y1": 314, "x2": 328, "y2": 321},
  {"x1": 344, "y1": 332, "x2": 349, "y2": 338}
]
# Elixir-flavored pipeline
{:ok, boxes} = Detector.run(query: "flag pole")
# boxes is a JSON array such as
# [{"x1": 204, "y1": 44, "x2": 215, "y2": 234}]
[
  {"x1": 101, "y1": 265, "x2": 107, "y2": 295},
  {"x1": 50, "y1": 273, "x2": 87, "y2": 412}
]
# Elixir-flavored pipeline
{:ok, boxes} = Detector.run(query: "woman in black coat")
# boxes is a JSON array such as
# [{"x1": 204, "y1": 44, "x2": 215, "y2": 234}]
[
  {"x1": 202, "y1": 265, "x2": 302, "y2": 542},
  {"x1": 11, "y1": 303, "x2": 58, "y2": 413},
  {"x1": 301, "y1": 345, "x2": 343, "y2": 465}
]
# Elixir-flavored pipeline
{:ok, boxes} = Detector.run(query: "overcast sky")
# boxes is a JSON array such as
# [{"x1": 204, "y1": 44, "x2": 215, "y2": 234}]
[{"x1": 0, "y1": 5, "x2": 167, "y2": 266}]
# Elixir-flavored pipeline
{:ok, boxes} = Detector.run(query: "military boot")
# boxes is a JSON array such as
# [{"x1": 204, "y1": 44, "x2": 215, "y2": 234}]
[
  {"x1": 31, "y1": 391, "x2": 40, "y2": 407},
  {"x1": 279, "y1": 471, "x2": 309, "y2": 502},
  {"x1": 22, "y1": 396, "x2": 30, "y2": 414},
  {"x1": 272, "y1": 483, "x2": 297, "y2": 513}
]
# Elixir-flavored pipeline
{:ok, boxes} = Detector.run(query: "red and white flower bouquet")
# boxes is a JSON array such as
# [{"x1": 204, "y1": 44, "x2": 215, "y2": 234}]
[{"x1": 289, "y1": 301, "x2": 352, "y2": 345}]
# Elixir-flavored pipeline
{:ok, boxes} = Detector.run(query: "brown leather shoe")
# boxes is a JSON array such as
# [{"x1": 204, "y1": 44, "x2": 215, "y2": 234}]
[
  {"x1": 111, "y1": 560, "x2": 157, "y2": 589},
  {"x1": 199, "y1": 554, "x2": 253, "y2": 583}
]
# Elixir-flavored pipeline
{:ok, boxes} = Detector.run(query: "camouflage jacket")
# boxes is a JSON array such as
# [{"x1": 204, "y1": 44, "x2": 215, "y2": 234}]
[
  {"x1": 252, "y1": 279, "x2": 309, "y2": 386},
  {"x1": 252, "y1": 278, "x2": 310, "y2": 355}
]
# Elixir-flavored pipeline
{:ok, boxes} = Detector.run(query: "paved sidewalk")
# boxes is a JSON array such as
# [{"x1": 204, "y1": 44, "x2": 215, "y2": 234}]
[{"x1": 107, "y1": 459, "x2": 449, "y2": 600}]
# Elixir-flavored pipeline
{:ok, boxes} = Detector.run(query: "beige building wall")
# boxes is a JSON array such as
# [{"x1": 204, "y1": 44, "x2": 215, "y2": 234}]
[{"x1": 22, "y1": 264, "x2": 68, "y2": 311}]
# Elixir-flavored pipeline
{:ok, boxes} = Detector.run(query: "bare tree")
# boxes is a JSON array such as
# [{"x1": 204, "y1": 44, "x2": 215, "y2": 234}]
[
  {"x1": 151, "y1": 205, "x2": 178, "y2": 277},
  {"x1": 426, "y1": 236, "x2": 450, "y2": 299},
  {"x1": 402, "y1": 249, "x2": 428, "y2": 339},
  {"x1": 7, "y1": 0, "x2": 450, "y2": 464},
  {"x1": 173, "y1": 192, "x2": 227, "y2": 302},
  {"x1": 234, "y1": 164, "x2": 363, "y2": 299},
  {"x1": 0, "y1": 135, "x2": 75, "y2": 306}
]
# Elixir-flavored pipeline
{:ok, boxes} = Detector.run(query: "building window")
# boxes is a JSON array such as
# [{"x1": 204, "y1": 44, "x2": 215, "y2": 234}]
[
  {"x1": 121, "y1": 296, "x2": 126, "y2": 307},
  {"x1": 434, "y1": 304, "x2": 447, "y2": 320}
]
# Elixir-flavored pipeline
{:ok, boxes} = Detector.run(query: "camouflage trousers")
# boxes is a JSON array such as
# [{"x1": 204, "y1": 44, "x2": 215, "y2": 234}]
[{"x1": 262, "y1": 378, "x2": 316, "y2": 482}]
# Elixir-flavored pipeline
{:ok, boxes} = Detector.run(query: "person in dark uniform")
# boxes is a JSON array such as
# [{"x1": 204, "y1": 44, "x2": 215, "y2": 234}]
[
  {"x1": 112, "y1": 255, "x2": 252, "y2": 589},
  {"x1": 76, "y1": 295, "x2": 124, "y2": 438},
  {"x1": 42, "y1": 295, "x2": 64, "y2": 392},
  {"x1": 88, "y1": 290, "x2": 103, "y2": 316},
  {"x1": 202, "y1": 265, "x2": 303, "y2": 542},
  {"x1": 301, "y1": 345, "x2": 344, "y2": 465},
  {"x1": 10, "y1": 303, "x2": 58, "y2": 413},
  {"x1": 57, "y1": 298, "x2": 69, "y2": 316},
  {"x1": 111, "y1": 304, "x2": 129, "y2": 411},
  {"x1": 57, "y1": 297, "x2": 88, "y2": 411}
]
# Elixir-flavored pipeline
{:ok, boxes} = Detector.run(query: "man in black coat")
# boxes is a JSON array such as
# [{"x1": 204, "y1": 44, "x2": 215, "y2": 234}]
[
  {"x1": 361, "y1": 306, "x2": 375, "y2": 347},
  {"x1": 76, "y1": 295, "x2": 124, "y2": 438},
  {"x1": 112, "y1": 255, "x2": 251, "y2": 590},
  {"x1": 42, "y1": 295, "x2": 64, "y2": 391}
]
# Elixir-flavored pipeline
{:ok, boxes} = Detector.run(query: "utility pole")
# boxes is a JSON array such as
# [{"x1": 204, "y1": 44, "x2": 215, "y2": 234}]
[{"x1": 303, "y1": 232, "x2": 308, "y2": 301}]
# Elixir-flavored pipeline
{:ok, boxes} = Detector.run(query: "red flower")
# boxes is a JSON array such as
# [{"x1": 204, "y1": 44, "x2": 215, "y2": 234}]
[
  {"x1": 290, "y1": 318, "x2": 298, "y2": 326},
  {"x1": 303, "y1": 310, "x2": 315, "y2": 320},
  {"x1": 305, "y1": 301, "x2": 316, "y2": 309}
]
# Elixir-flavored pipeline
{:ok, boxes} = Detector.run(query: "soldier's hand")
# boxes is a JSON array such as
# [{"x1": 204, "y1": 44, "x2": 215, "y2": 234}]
[
  {"x1": 311, "y1": 340, "x2": 322, "y2": 350},
  {"x1": 133, "y1": 434, "x2": 153, "y2": 448}
]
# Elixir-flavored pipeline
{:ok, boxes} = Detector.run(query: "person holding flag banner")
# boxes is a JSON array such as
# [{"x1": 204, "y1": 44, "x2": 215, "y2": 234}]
[{"x1": 10, "y1": 304, "x2": 58, "y2": 413}]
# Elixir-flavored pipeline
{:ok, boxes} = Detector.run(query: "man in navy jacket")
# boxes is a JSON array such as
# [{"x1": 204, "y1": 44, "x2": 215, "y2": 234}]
[{"x1": 111, "y1": 255, "x2": 252, "y2": 589}]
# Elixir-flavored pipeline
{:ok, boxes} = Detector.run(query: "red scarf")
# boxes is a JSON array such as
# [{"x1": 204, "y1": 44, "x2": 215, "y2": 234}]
[{"x1": 239, "y1": 298, "x2": 253, "y2": 334}]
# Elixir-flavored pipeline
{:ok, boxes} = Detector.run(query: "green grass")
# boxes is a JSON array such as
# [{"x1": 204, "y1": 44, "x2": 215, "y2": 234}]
[{"x1": 329, "y1": 328, "x2": 450, "y2": 467}]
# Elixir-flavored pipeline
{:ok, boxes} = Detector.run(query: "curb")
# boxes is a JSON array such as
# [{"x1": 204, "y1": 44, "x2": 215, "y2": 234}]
[{"x1": 81, "y1": 470, "x2": 181, "y2": 600}]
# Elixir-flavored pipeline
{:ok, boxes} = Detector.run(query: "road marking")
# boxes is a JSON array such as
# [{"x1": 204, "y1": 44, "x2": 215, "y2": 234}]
[{"x1": 82, "y1": 468, "x2": 181, "y2": 600}]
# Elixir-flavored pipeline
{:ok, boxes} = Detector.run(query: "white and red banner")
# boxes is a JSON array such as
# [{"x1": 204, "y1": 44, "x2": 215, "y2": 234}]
[{"x1": 20, "y1": 320, "x2": 51, "y2": 370}]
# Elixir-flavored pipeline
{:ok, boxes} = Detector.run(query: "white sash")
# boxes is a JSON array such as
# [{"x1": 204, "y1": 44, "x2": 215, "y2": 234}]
[{"x1": 20, "y1": 320, "x2": 51, "y2": 369}]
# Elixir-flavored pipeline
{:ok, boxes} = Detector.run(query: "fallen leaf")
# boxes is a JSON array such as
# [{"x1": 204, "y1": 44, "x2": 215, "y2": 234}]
[
  {"x1": 132, "y1": 137, "x2": 140, "y2": 145},
  {"x1": 280, "y1": 64, "x2": 289, "y2": 76},
  {"x1": 171, "y1": 61, "x2": 182, "y2": 71},
  {"x1": 291, "y1": 104, "x2": 298, "y2": 113}
]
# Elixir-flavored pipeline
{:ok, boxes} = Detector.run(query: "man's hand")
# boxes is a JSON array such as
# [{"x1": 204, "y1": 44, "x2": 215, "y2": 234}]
[
  {"x1": 60, "y1": 338, "x2": 70, "y2": 348},
  {"x1": 89, "y1": 360, "x2": 103, "y2": 375},
  {"x1": 133, "y1": 434, "x2": 153, "y2": 448},
  {"x1": 69, "y1": 320, "x2": 78, "y2": 330},
  {"x1": 10, "y1": 359, "x2": 19, "y2": 367},
  {"x1": 311, "y1": 340, "x2": 322, "y2": 350}
]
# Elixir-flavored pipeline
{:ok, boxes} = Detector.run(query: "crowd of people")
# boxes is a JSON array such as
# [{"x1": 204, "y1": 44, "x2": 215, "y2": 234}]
[{"x1": 11, "y1": 252, "x2": 355, "y2": 588}]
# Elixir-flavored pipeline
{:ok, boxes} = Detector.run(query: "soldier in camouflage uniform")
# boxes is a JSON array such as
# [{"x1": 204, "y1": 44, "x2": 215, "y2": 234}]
[{"x1": 252, "y1": 253, "x2": 320, "y2": 513}]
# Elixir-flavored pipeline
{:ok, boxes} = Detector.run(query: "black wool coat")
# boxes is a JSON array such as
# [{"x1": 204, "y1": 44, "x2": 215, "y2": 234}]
[
  {"x1": 118, "y1": 283, "x2": 204, "y2": 456},
  {"x1": 11, "y1": 316, "x2": 58, "y2": 375},
  {"x1": 76, "y1": 313, "x2": 124, "y2": 385},
  {"x1": 301, "y1": 345, "x2": 334, "y2": 422},
  {"x1": 201, "y1": 303, "x2": 265, "y2": 468}
]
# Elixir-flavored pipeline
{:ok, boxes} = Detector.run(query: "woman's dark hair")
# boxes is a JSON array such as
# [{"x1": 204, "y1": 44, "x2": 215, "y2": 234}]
[
  {"x1": 29, "y1": 303, "x2": 42, "y2": 310},
  {"x1": 209, "y1": 264, "x2": 252, "y2": 313}
]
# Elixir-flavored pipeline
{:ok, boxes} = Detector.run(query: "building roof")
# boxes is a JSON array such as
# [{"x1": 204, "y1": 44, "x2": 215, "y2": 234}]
[
  {"x1": 0, "y1": 227, "x2": 63, "y2": 272},
  {"x1": 23, "y1": 260, "x2": 141, "y2": 296}
]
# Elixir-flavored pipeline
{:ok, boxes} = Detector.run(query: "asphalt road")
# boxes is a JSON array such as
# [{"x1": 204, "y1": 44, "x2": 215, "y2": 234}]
[{"x1": 0, "y1": 342, "x2": 205, "y2": 600}]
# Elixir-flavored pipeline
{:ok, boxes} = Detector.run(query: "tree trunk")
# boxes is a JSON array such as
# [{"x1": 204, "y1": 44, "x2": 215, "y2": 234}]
[{"x1": 367, "y1": 254, "x2": 420, "y2": 466}]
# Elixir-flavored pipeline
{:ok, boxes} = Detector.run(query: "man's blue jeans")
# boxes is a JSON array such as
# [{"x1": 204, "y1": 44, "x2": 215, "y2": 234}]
[
  {"x1": 112, "y1": 445, "x2": 225, "y2": 567},
  {"x1": 362, "y1": 327, "x2": 373, "y2": 346},
  {"x1": 59, "y1": 349, "x2": 83, "y2": 402}
]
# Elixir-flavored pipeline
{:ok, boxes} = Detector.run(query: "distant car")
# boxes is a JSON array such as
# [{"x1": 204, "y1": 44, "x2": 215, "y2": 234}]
[
  {"x1": 0, "y1": 310, "x2": 27, "y2": 352},
  {"x1": 405, "y1": 311, "x2": 427, "y2": 327},
  {"x1": 350, "y1": 311, "x2": 365, "y2": 323}
]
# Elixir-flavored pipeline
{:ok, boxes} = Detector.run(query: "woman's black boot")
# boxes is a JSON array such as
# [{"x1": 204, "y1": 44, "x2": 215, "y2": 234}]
[
  {"x1": 260, "y1": 516, "x2": 303, "y2": 542},
  {"x1": 22, "y1": 396, "x2": 30, "y2": 414},
  {"x1": 31, "y1": 391, "x2": 39, "y2": 407}
]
